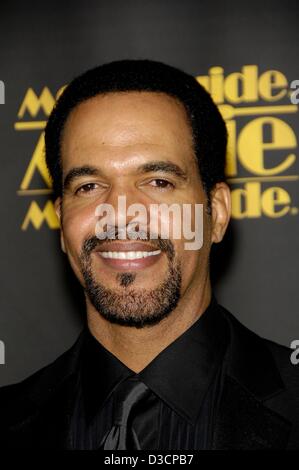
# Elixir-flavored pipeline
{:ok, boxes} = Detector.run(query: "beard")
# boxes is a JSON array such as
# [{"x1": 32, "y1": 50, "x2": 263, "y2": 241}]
[{"x1": 79, "y1": 236, "x2": 182, "y2": 328}]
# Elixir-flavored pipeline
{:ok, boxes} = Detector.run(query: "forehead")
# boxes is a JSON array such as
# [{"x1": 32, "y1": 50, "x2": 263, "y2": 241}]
[{"x1": 60, "y1": 91, "x2": 195, "y2": 164}]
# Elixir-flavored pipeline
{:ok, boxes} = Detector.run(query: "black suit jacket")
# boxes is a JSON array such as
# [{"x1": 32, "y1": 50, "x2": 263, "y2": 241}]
[{"x1": 1, "y1": 304, "x2": 299, "y2": 449}]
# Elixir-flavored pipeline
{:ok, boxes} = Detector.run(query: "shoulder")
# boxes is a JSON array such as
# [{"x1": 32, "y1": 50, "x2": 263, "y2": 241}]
[
  {"x1": 219, "y1": 303, "x2": 299, "y2": 401},
  {"x1": 0, "y1": 330, "x2": 85, "y2": 422},
  {"x1": 263, "y1": 337, "x2": 299, "y2": 391},
  {"x1": 220, "y1": 303, "x2": 295, "y2": 362}
]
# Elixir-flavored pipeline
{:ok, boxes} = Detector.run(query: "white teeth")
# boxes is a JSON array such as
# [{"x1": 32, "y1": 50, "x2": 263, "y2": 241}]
[{"x1": 99, "y1": 250, "x2": 161, "y2": 260}]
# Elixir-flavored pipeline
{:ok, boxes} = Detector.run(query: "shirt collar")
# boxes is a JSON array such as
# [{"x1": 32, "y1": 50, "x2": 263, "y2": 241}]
[{"x1": 81, "y1": 294, "x2": 230, "y2": 425}]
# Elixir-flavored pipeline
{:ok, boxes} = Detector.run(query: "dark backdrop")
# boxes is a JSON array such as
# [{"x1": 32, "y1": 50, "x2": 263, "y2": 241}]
[{"x1": 0, "y1": 0, "x2": 298, "y2": 386}]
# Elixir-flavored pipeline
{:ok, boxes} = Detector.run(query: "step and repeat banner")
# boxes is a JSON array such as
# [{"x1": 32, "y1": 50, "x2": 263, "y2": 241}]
[{"x1": 0, "y1": 0, "x2": 298, "y2": 385}]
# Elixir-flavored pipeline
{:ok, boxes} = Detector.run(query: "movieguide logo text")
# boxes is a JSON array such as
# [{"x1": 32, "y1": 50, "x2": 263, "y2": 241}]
[{"x1": 14, "y1": 65, "x2": 298, "y2": 230}]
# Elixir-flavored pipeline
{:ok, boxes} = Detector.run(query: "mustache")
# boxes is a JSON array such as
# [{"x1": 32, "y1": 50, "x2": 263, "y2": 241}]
[{"x1": 81, "y1": 226, "x2": 175, "y2": 260}]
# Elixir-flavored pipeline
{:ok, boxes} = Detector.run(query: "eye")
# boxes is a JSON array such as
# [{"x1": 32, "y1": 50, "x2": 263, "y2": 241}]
[
  {"x1": 75, "y1": 182, "x2": 99, "y2": 195},
  {"x1": 148, "y1": 179, "x2": 175, "y2": 190}
]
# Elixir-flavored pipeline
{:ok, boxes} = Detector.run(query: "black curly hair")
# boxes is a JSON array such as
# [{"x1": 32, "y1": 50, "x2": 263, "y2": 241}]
[{"x1": 44, "y1": 59, "x2": 227, "y2": 203}]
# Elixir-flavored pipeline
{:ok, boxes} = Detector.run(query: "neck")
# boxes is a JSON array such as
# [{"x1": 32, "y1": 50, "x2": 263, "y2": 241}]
[{"x1": 86, "y1": 276, "x2": 212, "y2": 373}]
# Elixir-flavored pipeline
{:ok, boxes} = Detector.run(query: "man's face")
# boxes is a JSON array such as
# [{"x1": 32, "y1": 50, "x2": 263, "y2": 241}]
[{"x1": 56, "y1": 91, "x2": 218, "y2": 328}]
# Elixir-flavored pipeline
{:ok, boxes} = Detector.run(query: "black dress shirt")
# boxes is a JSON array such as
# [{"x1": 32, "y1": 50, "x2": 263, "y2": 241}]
[{"x1": 70, "y1": 295, "x2": 230, "y2": 450}]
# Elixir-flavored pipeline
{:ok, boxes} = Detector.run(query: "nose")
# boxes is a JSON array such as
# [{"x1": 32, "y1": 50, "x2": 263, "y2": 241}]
[{"x1": 95, "y1": 184, "x2": 151, "y2": 238}]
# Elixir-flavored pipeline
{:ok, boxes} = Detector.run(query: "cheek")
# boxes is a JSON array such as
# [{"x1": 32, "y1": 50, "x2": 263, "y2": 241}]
[
  {"x1": 177, "y1": 230, "x2": 210, "y2": 289},
  {"x1": 62, "y1": 202, "x2": 99, "y2": 260},
  {"x1": 180, "y1": 246, "x2": 200, "y2": 274}
]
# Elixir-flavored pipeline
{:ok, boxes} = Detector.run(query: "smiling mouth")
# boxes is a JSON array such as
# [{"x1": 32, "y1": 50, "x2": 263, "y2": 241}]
[
  {"x1": 94, "y1": 241, "x2": 164, "y2": 270},
  {"x1": 99, "y1": 250, "x2": 161, "y2": 260}
]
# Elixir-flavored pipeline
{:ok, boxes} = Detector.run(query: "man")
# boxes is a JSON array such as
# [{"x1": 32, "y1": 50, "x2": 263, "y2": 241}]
[{"x1": 0, "y1": 59, "x2": 298, "y2": 449}]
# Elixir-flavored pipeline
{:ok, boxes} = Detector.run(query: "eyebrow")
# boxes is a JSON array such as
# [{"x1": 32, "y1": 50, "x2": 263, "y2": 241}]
[
  {"x1": 63, "y1": 165, "x2": 101, "y2": 191},
  {"x1": 136, "y1": 161, "x2": 188, "y2": 181},
  {"x1": 63, "y1": 160, "x2": 188, "y2": 191}
]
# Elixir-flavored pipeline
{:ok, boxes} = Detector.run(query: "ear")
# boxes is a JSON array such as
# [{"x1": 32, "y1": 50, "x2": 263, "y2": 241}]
[
  {"x1": 54, "y1": 197, "x2": 66, "y2": 253},
  {"x1": 210, "y1": 182, "x2": 231, "y2": 244}
]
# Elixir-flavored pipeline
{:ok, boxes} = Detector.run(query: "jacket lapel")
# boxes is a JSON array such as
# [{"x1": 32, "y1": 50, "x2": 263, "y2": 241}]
[
  {"x1": 212, "y1": 374, "x2": 291, "y2": 449},
  {"x1": 212, "y1": 307, "x2": 292, "y2": 449}
]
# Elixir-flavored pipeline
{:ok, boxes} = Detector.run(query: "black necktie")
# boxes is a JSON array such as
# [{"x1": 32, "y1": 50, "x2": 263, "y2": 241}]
[{"x1": 98, "y1": 376, "x2": 151, "y2": 450}]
